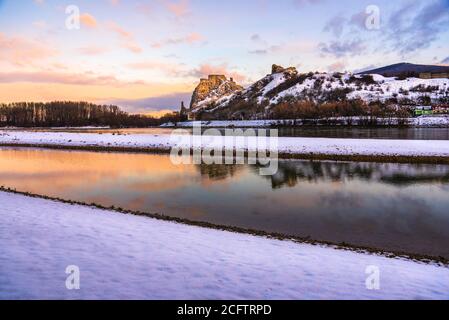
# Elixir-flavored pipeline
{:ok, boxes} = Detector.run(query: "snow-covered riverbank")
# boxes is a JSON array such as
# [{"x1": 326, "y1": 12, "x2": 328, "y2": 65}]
[
  {"x1": 162, "y1": 116, "x2": 449, "y2": 128},
  {"x1": 1, "y1": 130, "x2": 449, "y2": 159},
  {"x1": 0, "y1": 191, "x2": 448, "y2": 300}
]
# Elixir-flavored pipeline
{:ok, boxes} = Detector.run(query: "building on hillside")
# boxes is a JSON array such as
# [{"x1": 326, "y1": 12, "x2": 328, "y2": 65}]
[
  {"x1": 419, "y1": 73, "x2": 449, "y2": 79},
  {"x1": 179, "y1": 101, "x2": 189, "y2": 121},
  {"x1": 433, "y1": 105, "x2": 449, "y2": 114},
  {"x1": 413, "y1": 106, "x2": 433, "y2": 116}
]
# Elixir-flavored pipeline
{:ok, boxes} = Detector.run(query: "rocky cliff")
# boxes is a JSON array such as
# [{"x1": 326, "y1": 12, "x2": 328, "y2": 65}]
[{"x1": 190, "y1": 75, "x2": 243, "y2": 111}]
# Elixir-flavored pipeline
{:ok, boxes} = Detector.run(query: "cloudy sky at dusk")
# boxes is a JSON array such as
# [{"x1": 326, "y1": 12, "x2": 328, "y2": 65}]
[{"x1": 0, "y1": 0, "x2": 448, "y2": 115}]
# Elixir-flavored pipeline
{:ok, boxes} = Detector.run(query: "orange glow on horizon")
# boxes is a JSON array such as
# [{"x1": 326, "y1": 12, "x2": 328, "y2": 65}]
[{"x1": 0, "y1": 82, "x2": 193, "y2": 102}]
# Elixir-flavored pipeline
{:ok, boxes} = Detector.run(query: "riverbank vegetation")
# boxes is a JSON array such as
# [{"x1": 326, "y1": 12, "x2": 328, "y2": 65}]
[
  {"x1": 269, "y1": 100, "x2": 412, "y2": 125},
  {"x1": 0, "y1": 101, "x2": 182, "y2": 127}
]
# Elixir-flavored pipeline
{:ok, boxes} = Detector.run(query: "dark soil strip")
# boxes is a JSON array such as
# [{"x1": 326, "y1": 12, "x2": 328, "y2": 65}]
[{"x1": 0, "y1": 186, "x2": 447, "y2": 267}]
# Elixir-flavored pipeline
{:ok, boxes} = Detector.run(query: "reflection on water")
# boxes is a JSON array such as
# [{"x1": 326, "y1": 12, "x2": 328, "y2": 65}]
[
  {"x1": 197, "y1": 164, "x2": 245, "y2": 181},
  {"x1": 274, "y1": 126, "x2": 449, "y2": 140},
  {"x1": 197, "y1": 161, "x2": 449, "y2": 188},
  {"x1": 4, "y1": 126, "x2": 449, "y2": 140},
  {"x1": 1, "y1": 147, "x2": 449, "y2": 259},
  {"x1": 258, "y1": 161, "x2": 449, "y2": 188}
]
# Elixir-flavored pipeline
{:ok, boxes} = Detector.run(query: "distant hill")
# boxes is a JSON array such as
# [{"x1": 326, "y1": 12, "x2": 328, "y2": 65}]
[
  {"x1": 186, "y1": 64, "x2": 449, "y2": 120},
  {"x1": 358, "y1": 63, "x2": 449, "y2": 77}
]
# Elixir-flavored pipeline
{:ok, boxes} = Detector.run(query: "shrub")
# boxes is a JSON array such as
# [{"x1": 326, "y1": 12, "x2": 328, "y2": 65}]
[{"x1": 347, "y1": 74, "x2": 376, "y2": 86}]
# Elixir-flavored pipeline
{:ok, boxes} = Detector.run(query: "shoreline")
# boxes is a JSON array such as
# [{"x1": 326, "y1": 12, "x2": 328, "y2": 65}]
[
  {"x1": 2, "y1": 130, "x2": 449, "y2": 165},
  {"x1": 1, "y1": 142, "x2": 449, "y2": 165},
  {"x1": 162, "y1": 117, "x2": 449, "y2": 128},
  {"x1": 2, "y1": 190, "x2": 448, "y2": 299},
  {"x1": 2, "y1": 123, "x2": 449, "y2": 130},
  {"x1": 0, "y1": 186, "x2": 447, "y2": 266}
]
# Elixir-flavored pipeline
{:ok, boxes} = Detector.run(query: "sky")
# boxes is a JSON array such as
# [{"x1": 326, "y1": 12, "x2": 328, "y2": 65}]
[{"x1": 0, "y1": 0, "x2": 448, "y2": 115}]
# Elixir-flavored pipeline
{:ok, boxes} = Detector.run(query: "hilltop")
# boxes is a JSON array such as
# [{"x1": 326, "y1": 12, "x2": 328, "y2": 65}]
[
  {"x1": 359, "y1": 63, "x2": 449, "y2": 78},
  {"x1": 185, "y1": 64, "x2": 449, "y2": 120},
  {"x1": 189, "y1": 75, "x2": 243, "y2": 111}
]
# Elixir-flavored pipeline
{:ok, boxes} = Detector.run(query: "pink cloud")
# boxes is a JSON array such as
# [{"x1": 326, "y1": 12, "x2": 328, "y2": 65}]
[
  {"x1": 185, "y1": 32, "x2": 203, "y2": 43},
  {"x1": 126, "y1": 60, "x2": 246, "y2": 83},
  {"x1": 77, "y1": 46, "x2": 110, "y2": 55},
  {"x1": 80, "y1": 13, "x2": 98, "y2": 28},
  {"x1": 126, "y1": 60, "x2": 185, "y2": 76},
  {"x1": 327, "y1": 61, "x2": 346, "y2": 72},
  {"x1": 106, "y1": 21, "x2": 142, "y2": 54},
  {"x1": 151, "y1": 32, "x2": 205, "y2": 48},
  {"x1": 189, "y1": 63, "x2": 246, "y2": 83},
  {"x1": 0, "y1": 71, "x2": 144, "y2": 86},
  {"x1": 122, "y1": 42, "x2": 143, "y2": 54},
  {"x1": 166, "y1": 0, "x2": 190, "y2": 17},
  {"x1": 0, "y1": 32, "x2": 57, "y2": 66},
  {"x1": 107, "y1": 21, "x2": 133, "y2": 39}
]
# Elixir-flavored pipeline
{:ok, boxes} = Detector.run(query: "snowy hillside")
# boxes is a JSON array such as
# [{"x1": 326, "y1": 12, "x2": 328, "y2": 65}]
[
  {"x1": 191, "y1": 65, "x2": 449, "y2": 119},
  {"x1": 272, "y1": 73, "x2": 449, "y2": 104}
]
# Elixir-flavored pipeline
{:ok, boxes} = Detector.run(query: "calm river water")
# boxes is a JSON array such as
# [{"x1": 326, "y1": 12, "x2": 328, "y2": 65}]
[
  {"x1": 1, "y1": 147, "x2": 449, "y2": 259},
  {"x1": 4, "y1": 127, "x2": 449, "y2": 140}
]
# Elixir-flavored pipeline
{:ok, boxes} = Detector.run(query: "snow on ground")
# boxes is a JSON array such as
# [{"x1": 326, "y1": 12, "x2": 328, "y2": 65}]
[
  {"x1": 1, "y1": 130, "x2": 449, "y2": 157},
  {"x1": 276, "y1": 137, "x2": 449, "y2": 157},
  {"x1": 0, "y1": 191, "x2": 448, "y2": 300},
  {"x1": 414, "y1": 116, "x2": 449, "y2": 126},
  {"x1": 261, "y1": 73, "x2": 289, "y2": 96},
  {"x1": 346, "y1": 75, "x2": 449, "y2": 102}
]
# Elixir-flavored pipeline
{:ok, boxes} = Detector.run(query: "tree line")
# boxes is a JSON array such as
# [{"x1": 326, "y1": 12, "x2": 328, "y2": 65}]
[
  {"x1": 0, "y1": 101, "x2": 182, "y2": 127},
  {"x1": 269, "y1": 100, "x2": 412, "y2": 121}
]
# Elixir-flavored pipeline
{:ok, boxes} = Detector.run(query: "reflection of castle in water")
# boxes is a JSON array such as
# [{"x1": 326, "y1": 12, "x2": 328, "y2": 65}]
[
  {"x1": 259, "y1": 161, "x2": 449, "y2": 189},
  {"x1": 196, "y1": 160, "x2": 449, "y2": 189},
  {"x1": 197, "y1": 163, "x2": 245, "y2": 181}
]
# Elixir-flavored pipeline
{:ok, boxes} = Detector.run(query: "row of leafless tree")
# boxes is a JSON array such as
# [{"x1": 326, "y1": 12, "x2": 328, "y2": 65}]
[
  {"x1": 0, "y1": 102, "x2": 181, "y2": 127},
  {"x1": 269, "y1": 100, "x2": 411, "y2": 120}
]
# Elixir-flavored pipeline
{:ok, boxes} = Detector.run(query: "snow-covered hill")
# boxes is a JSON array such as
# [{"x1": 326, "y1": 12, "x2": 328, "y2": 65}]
[{"x1": 191, "y1": 65, "x2": 449, "y2": 120}]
